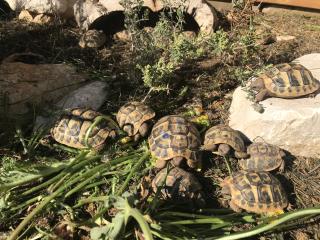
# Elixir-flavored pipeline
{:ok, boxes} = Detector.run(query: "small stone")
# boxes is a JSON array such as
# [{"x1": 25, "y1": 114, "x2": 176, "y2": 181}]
[
  {"x1": 276, "y1": 35, "x2": 296, "y2": 42},
  {"x1": 32, "y1": 13, "x2": 53, "y2": 24},
  {"x1": 229, "y1": 54, "x2": 320, "y2": 158},
  {"x1": 113, "y1": 30, "x2": 130, "y2": 41},
  {"x1": 18, "y1": 10, "x2": 33, "y2": 21}
]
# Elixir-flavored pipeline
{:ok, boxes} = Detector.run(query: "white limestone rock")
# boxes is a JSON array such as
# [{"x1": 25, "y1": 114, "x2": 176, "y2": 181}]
[
  {"x1": 229, "y1": 54, "x2": 320, "y2": 158},
  {"x1": 73, "y1": 0, "x2": 217, "y2": 34},
  {"x1": 5, "y1": 0, "x2": 76, "y2": 18}
]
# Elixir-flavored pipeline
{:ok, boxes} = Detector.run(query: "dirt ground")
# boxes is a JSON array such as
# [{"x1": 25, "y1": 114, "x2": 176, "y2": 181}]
[{"x1": 0, "y1": 6, "x2": 320, "y2": 240}]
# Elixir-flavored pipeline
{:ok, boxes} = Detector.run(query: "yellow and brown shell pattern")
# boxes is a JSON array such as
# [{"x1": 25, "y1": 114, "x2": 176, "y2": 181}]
[
  {"x1": 51, "y1": 108, "x2": 116, "y2": 149},
  {"x1": 116, "y1": 101, "x2": 155, "y2": 136},
  {"x1": 152, "y1": 167, "x2": 203, "y2": 201},
  {"x1": 222, "y1": 170, "x2": 288, "y2": 214},
  {"x1": 148, "y1": 115, "x2": 201, "y2": 166},
  {"x1": 203, "y1": 125, "x2": 246, "y2": 154},
  {"x1": 239, "y1": 142, "x2": 284, "y2": 171},
  {"x1": 262, "y1": 63, "x2": 320, "y2": 97}
]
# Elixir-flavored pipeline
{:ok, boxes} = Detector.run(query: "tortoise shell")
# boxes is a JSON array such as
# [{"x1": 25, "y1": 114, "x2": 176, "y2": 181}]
[
  {"x1": 148, "y1": 115, "x2": 201, "y2": 168},
  {"x1": 221, "y1": 170, "x2": 288, "y2": 214},
  {"x1": 260, "y1": 63, "x2": 319, "y2": 98},
  {"x1": 116, "y1": 101, "x2": 155, "y2": 136},
  {"x1": 239, "y1": 142, "x2": 285, "y2": 172},
  {"x1": 152, "y1": 167, "x2": 203, "y2": 201},
  {"x1": 203, "y1": 125, "x2": 246, "y2": 156},
  {"x1": 51, "y1": 108, "x2": 116, "y2": 149}
]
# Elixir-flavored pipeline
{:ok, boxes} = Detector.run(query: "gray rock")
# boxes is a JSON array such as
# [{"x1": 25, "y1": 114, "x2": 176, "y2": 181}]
[
  {"x1": 56, "y1": 81, "x2": 108, "y2": 110},
  {"x1": 229, "y1": 54, "x2": 320, "y2": 158},
  {"x1": 34, "y1": 81, "x2": 108, "y2": 131}
]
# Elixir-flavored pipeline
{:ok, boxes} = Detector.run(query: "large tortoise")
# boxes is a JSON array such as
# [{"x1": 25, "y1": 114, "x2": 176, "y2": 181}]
[
  {"x1": 152, "y1": 167, "x2": 204, "y2": 203},
  {"x1": 148, "y1": 115, "x2": 202, "y2": 169},
  {"x1": 221, "y1": 170, "x2": 288, "y2": 214},
  {"x1": 116, "y1": 101, "x2": 155, "y2": 141},
  {"x1": 239, "y1": 142, "x2": 286, "y2": 172},
  {"x1": 51, "y1": 108, "x2": 117, "y2": 149},
  {"x1": 203, "y1": 125, "x2": 248, "y2": 158},
  {"x1": 250, "y1": 63, "x2": 320, "y2": 102}
]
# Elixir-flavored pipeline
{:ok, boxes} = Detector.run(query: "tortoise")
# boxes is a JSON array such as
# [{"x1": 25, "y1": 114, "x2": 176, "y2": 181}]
[
  {"x1": 148, "y1": 115, "x2": 202, "y2": 169},
  {"x1": 79, "y1": 29, "x2": 107, "y2": 48},
  {"x1": 239, "y1": 142, "x2": 286, "y2": 172},
  {"x1": 116, "y1": 101, "x2": 155, "y2": 141},
  {"x1": 203, "y1": 125, "x2": 248, "y2": 158},
  {"x1": 221, "y1": 170, "x2": 288, "y2": 214},
  {"x1": 152, "y1": 167, "x2": 204, "y2": 204},
  {"x1": 250, "y1": 63, "x2": 320, "y2": 102},
  {"x1": 51, "y1": 108, "x2": 117, "y2": 149}
]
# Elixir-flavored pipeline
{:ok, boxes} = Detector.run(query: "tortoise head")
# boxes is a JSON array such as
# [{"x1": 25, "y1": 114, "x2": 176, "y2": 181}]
[{"x1": 250, "y1": 77, "x2": 265, "y2": 92}]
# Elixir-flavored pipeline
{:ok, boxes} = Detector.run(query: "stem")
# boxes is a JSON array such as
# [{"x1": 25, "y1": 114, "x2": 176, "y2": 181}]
[
  {"x1": 163, "y1": 218, "x2": 228, "y2": 225},
  {"x1": 223, "y1": 156, "x2": 232, "y2": 175},
  {"x1": 214, "y1": 207, "x2": 320, "y2": 240},
  {"x1": 21, "y1": 152, "x2": 93, "y2": 196},
  {"x1": 84, "y1": 115, "x2": 120, "y2": 148},
  {"x1": 73, "y1": 196, "x2": 109, "y2": 208},
  {"x1": 125, "y1": 200, "x2": 154, "y2": 240},
  {"x1": 64, "y1": 171, "x2": 100, "y2": 198},
  {"x1": 116, "y1": 151, "x2": 150, "y2": 196},
  {"x1": 8, "y1": 186, "x2": 65, "y2": 239}
]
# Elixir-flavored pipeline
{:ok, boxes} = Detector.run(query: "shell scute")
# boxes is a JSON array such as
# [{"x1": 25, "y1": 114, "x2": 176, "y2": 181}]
[
  {"x1": 261, "y1": 63, "x2": 320, "y2": 97},
  {"x1": 204, "y1": 125, "x2": 246, "y2": 154},
  {"x1": 222, "y1": 171, "x2": 288, "y2": 214},
  {"x1": 116, "y1": 101, "x2": 155, "y2": 136},
  {"x1": 148, "y1": 115, "x2": 201, "y2": 168},
  {"x1": 51, "y1": 108, "x2": 115, "y2": 149}
]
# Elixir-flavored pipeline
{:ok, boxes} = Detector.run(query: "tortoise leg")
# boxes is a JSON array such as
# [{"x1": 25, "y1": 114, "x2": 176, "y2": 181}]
[
  {"x1": 234, "y1": 151, "x2": 249, "y2": 159},
  {"x1": 133, "y1": 133, "x2": 141, "y2": 142},
  {"x1": 138, "y1": 122, "x2": 149, "y2": 137},
  {"x1": 123, "y1": 124, "x2": 134, "y2": 136},
  {"x1": 109, "y1": 129, "x2": 117, "y2": 139},
  {"x1": 229, "y1": 199, "x2": 242, "y2": 213},
  {"x1": 218, "y1": 144, "x2": 231, "y2": 156},
  {"x1": 155, "y1": 159, "x2": 167, "y2": 169},
  {"x1": 279, "y1": 159, "x2": 285, "y2": 173},
  {"x1": 238, "y1": 159, "x2": 247, "y2": 170},
  {"x1": 172, "y1": 156, "x2": 184, "y2": 167},
  {"x1": 187, "y1": 159, "x2": 201, "y2": 169},
  {"x1": 203, "y1": 143, "x2": 218, "y2": 152},
  {"x1": 255, "y1": 89, "x2": 269, "y2": 102}
]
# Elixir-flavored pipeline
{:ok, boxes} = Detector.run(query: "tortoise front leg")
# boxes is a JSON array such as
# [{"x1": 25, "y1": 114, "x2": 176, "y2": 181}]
[
  {"x1": 138, "y1": 122, "x2": 149, "y2": 137},
  {"x1": 279, "y1": 159, "x2": 285, "y2": 173},
  {"x1": 218, "y1": 144, "x2": 231, "y2": 156},
  {"x1": 255, "y1": 89, "x2": 270, "y2": 102},
  {"x1": 229, "y1": 199, "x2": 242, "y2": 213},
  {"x1": 172, "y1": 156, "x2": 184, "y2": 167},
  {"x1": 155, "y1": 159, "x2": 167, "y2": 169},
  {"x1": 235, "y1": 151, "x2": 249, "y2": 159}
]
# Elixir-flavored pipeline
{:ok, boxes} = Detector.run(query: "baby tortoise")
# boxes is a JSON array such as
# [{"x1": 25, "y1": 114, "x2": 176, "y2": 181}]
[
  {"x1": 116, "y1": 101, "x2": 155, "y2": 142},
  {"x1": 51, "y1": 108, "x2": 117, "y2": 149},
  {"x1": 221, "y1": 170, "x2": 288, "y2": 214},
  {"x1": 152, "y1": 167, "x2": 204, "y2": 204},
  {"x1": 251, "y1": 63, "x2": 320, "y2": 102},
  {"x1": 239, "y1": 142, "x2": 285, "y2": 172},
  {"x1": 79, "y1": 29, "x2": 107, "y2": 48},
  {"x1": 148, "y1": 115, "x2": 202, "y2": 169},
  {"x1": 203, "y1": 125, "x2": 248, "y2": 158}
]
